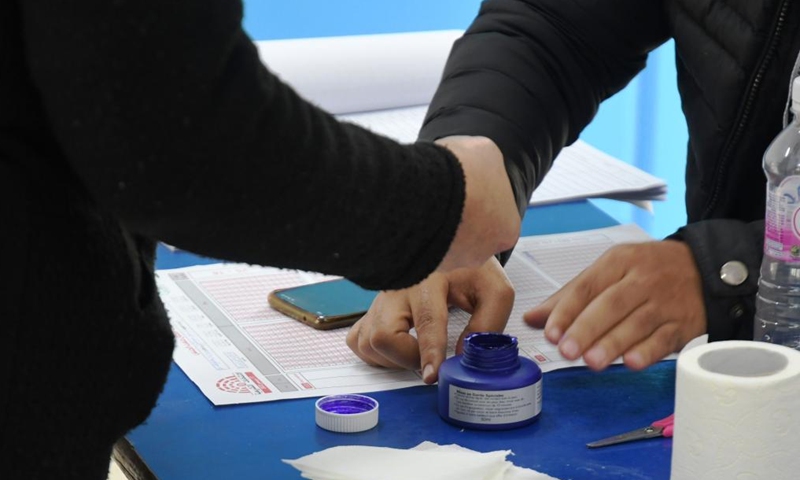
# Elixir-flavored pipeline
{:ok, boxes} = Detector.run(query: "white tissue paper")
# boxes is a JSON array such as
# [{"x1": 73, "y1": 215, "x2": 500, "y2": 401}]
[
  {"x1": 283, "y1": 441, "x2": 559, "y2": 480},
  {"x1": 671, "y1": 340, "x2": 800, "y2": 480}
]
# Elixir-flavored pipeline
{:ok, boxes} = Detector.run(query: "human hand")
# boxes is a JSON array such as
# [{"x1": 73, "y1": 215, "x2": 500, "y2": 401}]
[
  {"x1": 434, "y1": 136, "x2": 520, "y2": 272},
  {"x1": 524, "y1": 240, "x2": 706, "y2": 371},
  {"x1": 346, "y1": 257, "x2": 514, "y2": 383}
]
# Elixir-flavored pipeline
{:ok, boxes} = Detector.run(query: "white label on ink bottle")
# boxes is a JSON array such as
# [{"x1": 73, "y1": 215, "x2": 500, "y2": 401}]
[{"x1": 448, "y1": 381, "x2": 542, "y2": 425}]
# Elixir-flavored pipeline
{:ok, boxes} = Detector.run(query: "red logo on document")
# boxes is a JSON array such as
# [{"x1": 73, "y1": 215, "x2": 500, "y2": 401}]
[
  {"x1": 216, "y1": 375, "x2": 250, "y2": 394},
  {"x1": 216, "y1": 372, "x2": 272, "y2": 395}
]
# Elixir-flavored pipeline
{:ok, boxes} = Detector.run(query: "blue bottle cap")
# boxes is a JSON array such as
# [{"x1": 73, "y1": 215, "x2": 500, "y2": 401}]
[{"x1": 315, "y1": 394, "x2": 379, "y2": 433}]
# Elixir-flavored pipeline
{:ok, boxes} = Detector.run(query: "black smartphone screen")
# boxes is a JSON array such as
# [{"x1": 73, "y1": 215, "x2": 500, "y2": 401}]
[{"x1": 274, "y1": 279, "x2": 378, "y2": 317}]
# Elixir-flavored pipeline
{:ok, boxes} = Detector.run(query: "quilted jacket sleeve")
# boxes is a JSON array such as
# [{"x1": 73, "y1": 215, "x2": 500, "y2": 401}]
[
  {"x1": 670, "y1": 220, "x2": 764, "y2": 341},
  {"x1": 419, "y1": 0, "x2": 671, "y2": 214}
]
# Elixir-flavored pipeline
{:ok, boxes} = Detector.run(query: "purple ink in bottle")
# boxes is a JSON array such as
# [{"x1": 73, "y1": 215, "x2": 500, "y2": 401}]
[{"x1": 438, "y1": 332, "x2": 542, "y2": 430}]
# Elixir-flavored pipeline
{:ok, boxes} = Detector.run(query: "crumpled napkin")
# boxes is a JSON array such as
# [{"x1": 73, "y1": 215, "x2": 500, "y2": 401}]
[{"x1": 283, "y1": 441, "x2": 560, "y2": 480}]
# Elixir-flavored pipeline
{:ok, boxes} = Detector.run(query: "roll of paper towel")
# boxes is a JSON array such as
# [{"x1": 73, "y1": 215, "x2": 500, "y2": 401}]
[{"x1": 671, "y1": 340, "x2": 800, "y2": 479}]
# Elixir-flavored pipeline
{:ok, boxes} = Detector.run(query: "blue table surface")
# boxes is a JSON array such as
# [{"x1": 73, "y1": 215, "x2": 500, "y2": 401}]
[{"x1": 128, "y1": 201, "x2": 676, "y2": 480}]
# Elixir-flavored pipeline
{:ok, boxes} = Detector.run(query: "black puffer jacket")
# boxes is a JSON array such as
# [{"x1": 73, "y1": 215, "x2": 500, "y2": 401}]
[{"x1": 420, "y1": 0, "x2": 800, "y2": 342}]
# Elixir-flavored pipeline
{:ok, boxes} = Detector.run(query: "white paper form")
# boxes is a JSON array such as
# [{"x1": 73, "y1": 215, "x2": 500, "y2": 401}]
[
  {"x1": 528, "y1": 141, "x2": 667, "y2": 209},
  {"x1": 338, "y1": 105, "x2": 429, "y2": 144},
  {"x1": 161, "y1": 265, "x2": 422, "y2": 405},
  {"x1": 162, "y1": 224, "x2": 652, "y2": 405}
]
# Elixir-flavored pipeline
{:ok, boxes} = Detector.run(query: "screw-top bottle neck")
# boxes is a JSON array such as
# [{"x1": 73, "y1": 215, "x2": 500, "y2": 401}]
[{"x1": 460, "y1": 332, "x2": 521, "y2": 372}]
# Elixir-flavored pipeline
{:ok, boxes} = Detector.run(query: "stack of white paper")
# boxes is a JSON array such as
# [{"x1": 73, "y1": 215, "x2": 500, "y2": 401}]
[{"x1": 529, "y1": 141, "x2": 666, "y2": 210}]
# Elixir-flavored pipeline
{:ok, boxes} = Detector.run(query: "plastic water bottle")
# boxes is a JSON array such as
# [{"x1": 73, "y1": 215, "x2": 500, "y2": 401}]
[{"x1": 755, "y1": 76, "x2": 800, "y2": 349}]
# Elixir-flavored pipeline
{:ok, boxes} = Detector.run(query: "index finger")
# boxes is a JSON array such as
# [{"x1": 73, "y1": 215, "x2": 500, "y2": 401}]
[{"x1": 410, "y1": 279, "x2": 450, "y2": 384}]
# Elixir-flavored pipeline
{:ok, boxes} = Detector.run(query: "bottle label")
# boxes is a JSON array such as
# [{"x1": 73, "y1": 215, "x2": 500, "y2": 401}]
[
  {"x1": 447, "y1": 380, "x2": 542, "y2": 425},
  {"x1": 764, "y1": 176, "x2": 800, "y2": 262}
]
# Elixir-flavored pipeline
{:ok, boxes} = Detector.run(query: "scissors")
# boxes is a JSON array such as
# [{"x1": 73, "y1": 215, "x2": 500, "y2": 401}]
[{"x1": 586, "y1": 414, "x2": 674, "y2": 448}]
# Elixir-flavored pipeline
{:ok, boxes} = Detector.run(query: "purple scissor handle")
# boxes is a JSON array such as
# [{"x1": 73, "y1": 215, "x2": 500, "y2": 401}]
[{"x1": 586, "y1": 414, "x2": 674, "y2": 448}]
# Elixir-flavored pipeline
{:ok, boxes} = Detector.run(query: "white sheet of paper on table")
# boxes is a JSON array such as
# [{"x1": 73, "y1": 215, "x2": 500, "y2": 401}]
[{"x1": 161, "y1": 224, "x2": 652, "y2": 406}]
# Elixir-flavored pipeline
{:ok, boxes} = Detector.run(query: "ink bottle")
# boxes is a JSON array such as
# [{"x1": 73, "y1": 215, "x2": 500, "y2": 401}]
[{"x1": 438, "y1": 332, "x2": 542, "y2": 430}]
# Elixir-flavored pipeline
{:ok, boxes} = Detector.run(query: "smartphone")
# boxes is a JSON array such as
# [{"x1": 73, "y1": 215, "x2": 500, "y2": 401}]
[{"x1": 268, "y1": 278, "x2": 378, "y2": 330}]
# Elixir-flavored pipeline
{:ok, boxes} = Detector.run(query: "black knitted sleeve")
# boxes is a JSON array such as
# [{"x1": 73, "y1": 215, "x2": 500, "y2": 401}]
[{"x1": 19, "y1": 0, "x2": 465, "y2": 290}]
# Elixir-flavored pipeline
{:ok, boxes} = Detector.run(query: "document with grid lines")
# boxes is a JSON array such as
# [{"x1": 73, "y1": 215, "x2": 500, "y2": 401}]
[{"x1": 160, "y1": 224, "x2": 651, "y2": 405}]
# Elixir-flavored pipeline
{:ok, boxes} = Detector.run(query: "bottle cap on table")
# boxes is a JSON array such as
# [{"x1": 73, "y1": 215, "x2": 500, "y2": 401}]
[{"x1": 315, "y1": 394, "x2": 379, "y2": 433}]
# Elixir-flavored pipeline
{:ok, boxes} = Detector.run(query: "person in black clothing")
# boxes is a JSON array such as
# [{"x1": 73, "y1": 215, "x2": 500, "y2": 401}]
[
  {"x1": 349, "y1": 0, "x2": 797, "y2": 380},
  {"x1": 0, "y1": 1, "x2": 521, "y2": 478}
]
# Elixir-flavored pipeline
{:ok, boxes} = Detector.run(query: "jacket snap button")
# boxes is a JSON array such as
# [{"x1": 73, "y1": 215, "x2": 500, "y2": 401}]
[
  {"x1": 729, "y1": 304, "x2": 745, "y2": 319},
  {"x1": 720, "y1": 261, "x2": 748, "y2": 286}
]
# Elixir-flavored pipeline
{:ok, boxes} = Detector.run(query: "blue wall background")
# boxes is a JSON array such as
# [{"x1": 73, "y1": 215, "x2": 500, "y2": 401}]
[
  {"x1": 242, "y1": 0, "x2": 689, "y2": 239},
  {"x1": 242, "y1": 0, "x2": 483, "y2": 40}
]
